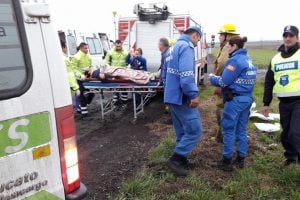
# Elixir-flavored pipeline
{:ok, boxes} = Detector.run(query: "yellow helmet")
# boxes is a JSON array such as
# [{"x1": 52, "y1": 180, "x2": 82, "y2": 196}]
[
  {"x1": 218, "y1": 24, "x2": 239, "y2": 35},
  {"x1": 168, "y1": 38, "x2": 177, "y2": 46}
]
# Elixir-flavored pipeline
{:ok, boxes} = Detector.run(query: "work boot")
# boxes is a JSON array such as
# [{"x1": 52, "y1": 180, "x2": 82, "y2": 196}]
[
  {"x1": 284, "y1": 159, "x2": 297, "y2": 166},
  {"x1": 184, "y1": 159, "x2": 197, "y2": 169},
  {"x1": 211, "y1": 156, "x2": 233, "y2": 172},
  {"x1": 166, "y1": 153, "x2": 189, "y2": 176},
  {"x1": 232, "y1": 155, "x2": 245, "y2": 169}
]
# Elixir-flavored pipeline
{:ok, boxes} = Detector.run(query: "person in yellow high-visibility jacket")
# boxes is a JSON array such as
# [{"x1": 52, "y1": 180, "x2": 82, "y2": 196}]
[
  {"x1": 61, "y1": 42, "x2": 80, "y2": 111},
  {"x1": 262, "y1": 25, "x2": 300, "y2": 166},
  {"x1": 72, "y1": 43, "x2": 92, "y2": 78},
  {"x1": 105, "y1": 39, "x2": 128, "y2": 67},
  {"x1": 61, "y1": 42, "x2": 79, "y2": 91},
  {"x1": 105, "y1": 40, "x2": 129, "y2": 105},
  {"x1": 72, "y1": 42, "x2": 94, "y2": 116}
]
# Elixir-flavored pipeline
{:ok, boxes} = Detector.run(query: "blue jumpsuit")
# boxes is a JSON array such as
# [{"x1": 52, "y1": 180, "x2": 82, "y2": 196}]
[
  {"x1": 210, "y1": 48, "x2": 257, "y2": 158},
  {"x1": 164, "y1": 34, "x2": 202, "y2": 157},
  {"x1": 161, "y1": 47, "x2": 171, "y2": 85}
]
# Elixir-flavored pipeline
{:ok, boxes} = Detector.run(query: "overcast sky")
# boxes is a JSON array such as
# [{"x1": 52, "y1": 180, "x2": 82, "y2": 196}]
[{"x1": 50, "y1": 0, "x2": 300, "y2": 41}]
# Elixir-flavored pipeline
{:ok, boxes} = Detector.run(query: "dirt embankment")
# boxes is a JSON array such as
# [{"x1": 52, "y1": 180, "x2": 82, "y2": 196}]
[{"x1": 76, "y1": 94, "x2": 169, "y2": 199}]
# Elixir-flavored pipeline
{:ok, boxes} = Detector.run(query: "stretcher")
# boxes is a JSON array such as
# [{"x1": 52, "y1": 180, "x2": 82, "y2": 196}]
[{"x1": 83, "y1": 81, "x2": 163, "y2": 122}]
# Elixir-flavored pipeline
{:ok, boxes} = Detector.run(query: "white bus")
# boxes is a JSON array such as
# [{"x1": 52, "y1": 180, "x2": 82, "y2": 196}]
[{"x1": 0, "y1": 0, "x2": 87, "y2": 199}]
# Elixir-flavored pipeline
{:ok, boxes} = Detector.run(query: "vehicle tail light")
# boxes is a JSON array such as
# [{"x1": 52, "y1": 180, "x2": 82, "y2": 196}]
[{"x1": 55, "y1": 105, "x2": 80, "y2": 193}]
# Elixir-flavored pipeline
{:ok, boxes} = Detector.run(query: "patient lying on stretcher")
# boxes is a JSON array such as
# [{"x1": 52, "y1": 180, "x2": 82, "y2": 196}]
[{"x1": 85, "y1": 66, "x2": 161, "y2": 85}]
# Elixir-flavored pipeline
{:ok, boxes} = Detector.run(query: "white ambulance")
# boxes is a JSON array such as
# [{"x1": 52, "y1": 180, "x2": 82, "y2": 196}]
[
  {"x1": 0, "y1": 0, "x2": 87, "y2": 199},
  {"x1": 58, "y1": 30, "x2": 109, "y2": 67}
]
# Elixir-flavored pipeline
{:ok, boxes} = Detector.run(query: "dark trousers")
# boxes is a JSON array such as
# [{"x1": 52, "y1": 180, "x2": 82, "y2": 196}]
[
  {"x1": 77, "y1": 80, "x2": 95, "y2": 107},
  {"x1": 136, "y1": 93, "x2": 141, "y2": 106},
  {"x1": 279, "y1": 99, "x2": 300, "y2": 161}
]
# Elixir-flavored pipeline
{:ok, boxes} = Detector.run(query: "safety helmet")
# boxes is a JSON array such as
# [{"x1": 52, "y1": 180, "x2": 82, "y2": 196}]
[
  {"x1": 168, "y1": 38, "x2": 177, "y2": 46},
  {"x1": 218, "y1": 24, "x2": 239, "y2": 35}
]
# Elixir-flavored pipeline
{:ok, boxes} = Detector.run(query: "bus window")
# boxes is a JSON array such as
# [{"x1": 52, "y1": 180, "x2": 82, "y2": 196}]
[
  {"x1": 86, "y1": 37, "x2": 96, "y2": 54},
  {"x1": 93, "y1": 38, "x2": 103, "y2": 54},
  {"x1": 0, "y1": 0, "x2": 32, "y2": 100},
  {"x1": 86, "y1": 37, "x2": 103, "y2": 55},
  {"x1": 99, "y1": 33, "x2": 111, "y2": 52},
  {"x1": 66, "y1": 35, "x2": 77, "y2": 55}
]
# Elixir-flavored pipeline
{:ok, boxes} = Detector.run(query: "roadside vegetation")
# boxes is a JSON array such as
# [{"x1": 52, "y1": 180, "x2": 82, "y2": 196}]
[
  {"x1": 212, "y1": 45, "x2": 277, "y2": 69},
  {"x1": 248, "y1": 49, "x2": 276, "y2": 69},
  {"x1": 114, "y1": 79, "x2": 300, "y2": 200}
]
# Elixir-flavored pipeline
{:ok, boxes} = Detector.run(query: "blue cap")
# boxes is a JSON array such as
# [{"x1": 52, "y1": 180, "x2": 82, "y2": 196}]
[
  {"x1": 184, "y1": 25, "x2": 202, "y2": 37},
  {"x1": 283, "y1": 25, "x2": 299, "y2": 36}
]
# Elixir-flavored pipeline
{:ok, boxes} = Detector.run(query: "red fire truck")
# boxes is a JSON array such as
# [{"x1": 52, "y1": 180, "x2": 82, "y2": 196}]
[{"x1": 118, "y1": 3, "x2": 207, "y2": 85}]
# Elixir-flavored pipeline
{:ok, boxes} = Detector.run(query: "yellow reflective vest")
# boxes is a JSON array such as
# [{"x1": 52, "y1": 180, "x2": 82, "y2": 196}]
[
  {"x1": 271, "y1": 49, "x2": 300, "y2": 97},
  {"x1": 63, "y1": 53, "x2": 79, "y2": 91},
  {"x1": 72, "y1": 50, "x2": 92, "y2": 78},
  {"x1": 105, "y1": 47, "x2": 128, "y2": 67}
]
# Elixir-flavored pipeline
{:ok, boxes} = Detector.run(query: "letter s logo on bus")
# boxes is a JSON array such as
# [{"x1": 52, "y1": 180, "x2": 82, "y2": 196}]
[{"x1": 5, "y1": 119, "x2": 30, "y2": 154}]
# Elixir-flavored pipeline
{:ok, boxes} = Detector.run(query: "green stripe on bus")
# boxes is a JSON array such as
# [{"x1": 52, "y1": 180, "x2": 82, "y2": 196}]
[
  {"x1": 24, "y1": 190, "x2": 61, "y2": 200},
  {"x1": 0, "y1": 112, "x2": 52, "y2": 157}
]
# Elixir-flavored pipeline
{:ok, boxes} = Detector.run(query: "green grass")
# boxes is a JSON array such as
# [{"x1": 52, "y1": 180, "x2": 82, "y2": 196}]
[
  {"x1": 115, "y1": 75, "x2": 300, "y2": 200},
  {"x1": 116, "y1": 145, "x2": 300, "y2": 199},
  {"x1": 252, "y1": 80, "x2": 265, "y2": 108},
  {"x1": 116, "y1": 172, "x2": 157, "y2": 200},
  {"x1": 149, "y1": 130, "x2": 175, "y2": 164},
  {"x1": 117, "y1": 134, "x2": 300, "y2": 200},
  {"x1": 248, "y1": 49, "x2": 276, "y2": 69},
  {"x1": 212, "y1": 47, "x2": 276, "y2": 69},
  {"x1": 199, "y1": 85, "x2": 213, "y2": 100},
  {"x1": 252, "y1": 80, "x2": 278, "y2": 111}
]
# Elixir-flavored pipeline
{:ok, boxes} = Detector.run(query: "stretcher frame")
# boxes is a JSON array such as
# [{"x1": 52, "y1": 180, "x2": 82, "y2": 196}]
[{"x1": 83, "y1": 82, "x2": 163, "y2": 122}]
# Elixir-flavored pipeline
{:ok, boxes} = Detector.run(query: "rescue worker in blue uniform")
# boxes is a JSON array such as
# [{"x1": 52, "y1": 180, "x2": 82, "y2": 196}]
[
  {"x1": 164, "y1": 26, "x2": 203, "y2": 176},
  {"x1": 159, "y1": 37, "x2": 171, "y2": 85},
  {"x1": 159, "y1": 37, "x2": 172, "y2": 123},
  {"x1": 209, "y1": 35, "x2": 257, "y2": 171},
  {"x1": 262, "y1": 25, "x2": 300, "y2": 166}
]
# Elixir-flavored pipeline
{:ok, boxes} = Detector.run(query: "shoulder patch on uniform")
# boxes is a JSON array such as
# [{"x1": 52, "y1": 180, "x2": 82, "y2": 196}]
[{"x1": 227, "y1": 65, "x2": 236, "y2": 71}]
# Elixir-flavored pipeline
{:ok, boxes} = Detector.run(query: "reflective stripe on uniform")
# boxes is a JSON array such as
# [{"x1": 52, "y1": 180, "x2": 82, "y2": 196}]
[
  {"x1": 274, "y1": 91, "x2": 300, "y2": 97},
  {"x1": 167, "y1": 67, "x2": 194, "y2": 78},
  {"x1": 235, "y1": 78, "x2": 256, "y2": 85},
  {"x1": 80, "y1": 106, "x2": 88, "y2": 114},
  {"x1": 121, "y1": 94, "x2": 128, "y2": 101}
]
